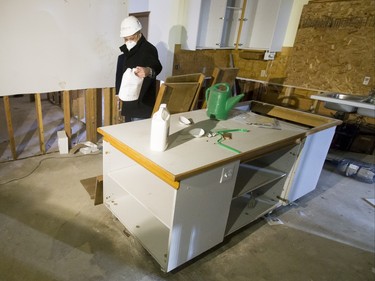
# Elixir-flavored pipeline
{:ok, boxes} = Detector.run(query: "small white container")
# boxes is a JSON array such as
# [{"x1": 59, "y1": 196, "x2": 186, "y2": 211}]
[
  {"x1": 57, "y1": 130, "x2": 68, "y2": 154},
  {"x1": 150, "y1": 104, "x2": 170, "y2": 151}
]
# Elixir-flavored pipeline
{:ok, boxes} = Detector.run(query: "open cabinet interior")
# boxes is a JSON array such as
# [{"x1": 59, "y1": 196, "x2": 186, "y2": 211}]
[{"x1": 225, "y1": 143, "x2": 300, "y2": 235}]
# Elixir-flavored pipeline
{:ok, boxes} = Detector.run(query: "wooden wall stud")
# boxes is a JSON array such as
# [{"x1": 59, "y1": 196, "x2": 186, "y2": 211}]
[
  {"x1": 3, "y1": 96, "x2": 17, "y2": 160},
  {"x1": 34, "y1": 93, "x2": 46, "y2": 154},
  {"x1": 63, "y1": 90, "x2": 72, "y2": 147},
  {"x1": 85, "y1": 88, "x2": 97, "y2": 142}
]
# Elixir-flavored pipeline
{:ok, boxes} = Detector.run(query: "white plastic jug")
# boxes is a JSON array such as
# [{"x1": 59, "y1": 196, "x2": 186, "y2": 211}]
[
  {"x1": 150, "y1": 104, "x2": 170, "y2": 151},
  {"x1": 118, "y1": 68, "x2": 144, "y2": 101}
]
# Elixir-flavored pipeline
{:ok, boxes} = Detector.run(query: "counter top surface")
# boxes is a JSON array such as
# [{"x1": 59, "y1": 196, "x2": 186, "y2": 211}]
[
  {"x1": 99, "y1": 109, "x2": 309, "y2": 183},
  {"x1": 98, "y1": 103, "x2": 341, "y2": 187}
]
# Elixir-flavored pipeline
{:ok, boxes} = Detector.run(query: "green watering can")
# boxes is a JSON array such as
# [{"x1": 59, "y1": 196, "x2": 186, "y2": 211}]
[{"x1": 205, "y1": 83, "x2": 244, "y2": 120}]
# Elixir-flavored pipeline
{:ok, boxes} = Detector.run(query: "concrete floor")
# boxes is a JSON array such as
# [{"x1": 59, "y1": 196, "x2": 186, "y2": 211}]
[{"x1": 0, "y1": 95, "x2": 374, "y2": 280}]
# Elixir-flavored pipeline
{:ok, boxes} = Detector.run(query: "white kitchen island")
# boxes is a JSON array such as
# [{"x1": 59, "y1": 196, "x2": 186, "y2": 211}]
[{"x1": 98, "y1": 101, "x2": 341, "y2": 272}]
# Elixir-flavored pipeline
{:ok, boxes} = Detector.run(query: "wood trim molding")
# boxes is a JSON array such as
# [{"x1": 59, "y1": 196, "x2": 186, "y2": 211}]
[{"x1": 98, "y1": 128, "x2": 180, "y2": 189}]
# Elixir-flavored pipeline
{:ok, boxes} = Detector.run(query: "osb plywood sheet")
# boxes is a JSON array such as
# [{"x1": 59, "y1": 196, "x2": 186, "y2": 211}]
[
  {"x1": 233, "y1": 48, "x2": 292, "y2": 82},
  {"x1": 286, "y1": 0, "x2": 375, "y2": 94},
  {"x1": 173, "y1": 45, "x2": 233, "y2": 77},
  {"x1": 173, "y1": 45, "x2": 292, "y2": 83}
]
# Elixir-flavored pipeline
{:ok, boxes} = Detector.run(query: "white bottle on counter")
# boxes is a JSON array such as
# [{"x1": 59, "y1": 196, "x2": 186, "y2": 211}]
[{"x1": 150, "y1": 103, "x2": 170, "y2": 151}]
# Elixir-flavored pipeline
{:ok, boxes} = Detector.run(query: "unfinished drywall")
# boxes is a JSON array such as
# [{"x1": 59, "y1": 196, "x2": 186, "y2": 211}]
[{"x1": 0, "y1": 0, "x2": 126, "y2": 96}]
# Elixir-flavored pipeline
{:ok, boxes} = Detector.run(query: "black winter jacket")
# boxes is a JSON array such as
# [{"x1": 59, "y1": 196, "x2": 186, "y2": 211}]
[{"x1": 115, "y1": 35, "x2": 162, "y2": 121}]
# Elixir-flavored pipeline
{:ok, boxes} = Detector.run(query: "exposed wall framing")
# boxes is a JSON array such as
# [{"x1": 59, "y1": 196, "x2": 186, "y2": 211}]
[{"x1": 1, "y1": 88, "x2": 119, "y2": 161}]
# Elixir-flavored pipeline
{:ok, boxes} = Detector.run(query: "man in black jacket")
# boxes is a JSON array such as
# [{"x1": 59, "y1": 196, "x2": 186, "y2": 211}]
[{"x1": 115, "y1": 16, "x2": 162, "y2": 122}]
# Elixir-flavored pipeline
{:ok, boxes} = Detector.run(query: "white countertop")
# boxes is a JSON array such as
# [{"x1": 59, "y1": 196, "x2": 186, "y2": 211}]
[{"x1": 99, "y1": 109, "x2": 307, "y2": 182}]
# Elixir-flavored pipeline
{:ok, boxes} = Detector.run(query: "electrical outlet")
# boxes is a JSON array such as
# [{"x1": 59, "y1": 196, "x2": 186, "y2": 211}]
[
  {"x1": 261, "y1": 70, "x2": 267, "y2": 77},
  {"x1": 264, "y1": 51, "x2": 275, "y2": 60},
  {"x1": 220, "y1": 166, "x2": 234, "y2": 183},
  {"x1": 363, "y1": 76, "x2": 370, "y2": 85}
]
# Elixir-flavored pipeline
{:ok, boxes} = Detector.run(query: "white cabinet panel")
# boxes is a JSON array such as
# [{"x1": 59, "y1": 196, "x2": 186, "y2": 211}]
[
  {"x1": 281, "y1": 127, "x2": 336, "y2": 203},
  {"x1": 197, "y1": 0, "x2": 244, "y2": 49},
  {"x1": 181, "y1": 0, "x2": 202, "y2": 50},
  {"x1": 243, "y1": 0, "x2": 294, "y2": 51},
  {"x1": 196, "y1": 0, "x2": 227, "y2": 48},
  {"x1": 190, "y1": 0, "x2": 293, "y2": 51}
]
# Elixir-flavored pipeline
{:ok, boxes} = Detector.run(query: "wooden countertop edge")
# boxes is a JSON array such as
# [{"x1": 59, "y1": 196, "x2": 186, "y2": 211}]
[{"x1": 97, "y1": 128, "x2": 180, "y2": 190}]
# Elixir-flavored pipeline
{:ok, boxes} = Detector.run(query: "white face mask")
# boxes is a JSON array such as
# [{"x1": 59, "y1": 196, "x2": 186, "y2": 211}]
[{"x1": 126, "y1": 41, "x2": 137, "y2": 50}]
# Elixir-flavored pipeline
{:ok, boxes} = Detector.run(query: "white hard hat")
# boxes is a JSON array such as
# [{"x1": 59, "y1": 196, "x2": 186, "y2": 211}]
[{"x1": 120, "y1": 16, "x2": 142, "y2": 37}]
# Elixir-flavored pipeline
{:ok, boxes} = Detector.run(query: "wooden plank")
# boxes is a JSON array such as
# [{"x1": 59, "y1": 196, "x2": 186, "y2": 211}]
[
  {"x1": 281, "y1": 86, "x2": 295, "y2": 107},
  {"x1": 71, "y1": 90, "x2": 78, "y2": 117},
  {"x1": 94, "y1": 175, "x2": 103, "y2": 205},
  {"x1": 111, "y1": 90, "x2": 118, "y2": 125},
  {"x1": 202, "y1": 67, "x2": 239, "y2": 108},
  {"x1": 103, "y1": 88, "x2": 112, "y2": 126},
  {"x1": 79, "y1": 175, "x2": 103, "y2": 205},
  {"x1": 112, "y1": 89, "x2": 123, "y2": 124},
  {"x1": 85, "y1": 88, "x2": 97, "y2": 142},
  {"x1": 165, "y1": 73, "x2": 205, "y2": 110},
  {"x1": 152, "y1": 82, "x2": 200, "y2": 115},
  {"x1": 212, "y1": 67, "x2": 239, "y2": 87},
  {"x1": 80, "y1": 177, "x2": 97, "y2": 199},
  {"x1": 235, "y1": 0, "x2": 247, "y2": 50},
  {"x1": 153, "y1": 84, "x2": 167, "y2": 115},
  {"x1": 34, "y1": 93, "x2": 46, "y2": 154},
  {"x1": 96, "y1": 88, "x2": 102, "y2": 128},
  {"x1": 250, "y1": 101, "x2": 342, "y2": 130},
  {"x1": 63, "y1": 90, "x2": 72, "y2": 147},
  {"x1": 77, "y1": 90, "x2": 85, "y2": 120},
  {"x1": 3, "y1": 96, "x2": 17, "y2": 160},
  {"x1": 311, "y1": 90, "x2": 323, "y2": 113}
]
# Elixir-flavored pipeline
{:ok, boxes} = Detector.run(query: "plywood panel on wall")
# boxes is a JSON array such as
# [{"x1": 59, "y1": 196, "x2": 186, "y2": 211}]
[
  {"x1": 173, "y1": 45, "x2": 233, "y2": 78},
  {"x1": 285, "y1": 0, "x2": 375, "y2": 94}
]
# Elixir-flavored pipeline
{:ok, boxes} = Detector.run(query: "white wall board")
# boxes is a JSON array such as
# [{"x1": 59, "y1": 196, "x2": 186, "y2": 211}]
[
  {"x1": 148, "y1": 0, "x2": 184, "y2": 81},
  {"x1": 0, "y1": 0, "x2": 127, "y2": 96},
  {"x1": 129, "y1": 0, "x2": 149, "y2": 13}
]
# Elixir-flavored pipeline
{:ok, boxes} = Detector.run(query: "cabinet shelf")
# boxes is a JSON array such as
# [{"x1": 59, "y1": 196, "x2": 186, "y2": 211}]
[
  {"x1": 226, "y1": 144, "x2": 299, "y2": 236},
  {"x1": 233, "y1": 162, "x2": 286, "y2": 198},
  {"x1": 225, "y1": 193, "x2": 280, "y2": 235},
  {"x1": 106, "y1": 195, "x2": 170, "y2": 269},
  {"x1": 108, "y1": 165, "x2": 176, "y2": 229}
]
